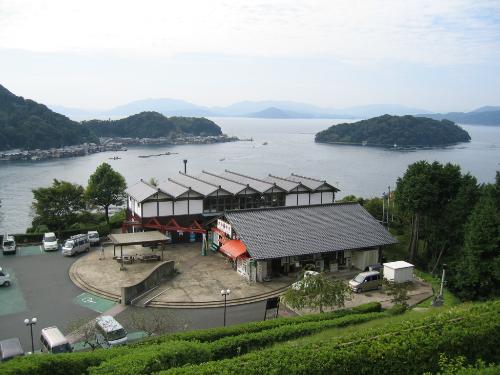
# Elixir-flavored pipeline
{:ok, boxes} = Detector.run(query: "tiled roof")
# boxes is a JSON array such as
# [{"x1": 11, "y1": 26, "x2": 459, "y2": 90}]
[
  {"x1": 126, "y1": 180, "x2": 159, "y2": 202},
  {"x1": 265, "y1": 174, "x2": 309, "y2": 192},
  {"x1": 224, "y1": 203, "x2": 397, "y2": 260},
  {"x1": 198, "y1": 171, "x2": 250, "y2": 195},
  {"x1": 285, "y1": 173, "x2": 339, "y2": 191},
  {"x1": 221, "y1": 170, "x2": 284, "y2": 193}
]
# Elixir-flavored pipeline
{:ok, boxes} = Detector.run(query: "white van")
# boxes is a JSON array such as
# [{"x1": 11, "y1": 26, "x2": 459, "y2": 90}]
[
  {"x1": 87, "y1": 231, "x2": 100, "y2": 246},
  {"x1": 2, "y1": 235, "x2": 16, "y2": 255},
  {"x1": 42, "y1": 232, "x2": 59, "y2": 251},
  {"x1": 95, "y1": 316, "x2": 128, "y2": 348},
  {"x1": 62, "y1": 234, "x2": 90, "y2": 256},
  {"x1": 40, "y1": 326, "x2": 72, "y2": 354}
]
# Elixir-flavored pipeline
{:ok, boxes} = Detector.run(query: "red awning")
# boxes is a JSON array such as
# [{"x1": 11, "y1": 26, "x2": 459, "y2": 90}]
[{"x1": 219, "y1": 240, "x2": 247, "y2": 259}]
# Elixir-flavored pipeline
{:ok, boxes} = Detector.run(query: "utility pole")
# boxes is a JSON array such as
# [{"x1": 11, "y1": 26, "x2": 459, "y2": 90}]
[
  {"x1": 183, "y1": 159, "x2": 187, "y2": 174},
  {"x1": 387, "y1": 186, "x2": 390, "y2": 229}
]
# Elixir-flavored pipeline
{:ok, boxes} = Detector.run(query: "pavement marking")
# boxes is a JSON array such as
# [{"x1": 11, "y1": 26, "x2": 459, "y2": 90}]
[
  {"x1": 17, "y1": 245, "x2": 47, "y2": 257},
  {"x1": 0, "y1": 268, "x2": 27, "y2": 316},
  {"x1": 74, "y1": 292, "x2": 116, "y2": 313}
]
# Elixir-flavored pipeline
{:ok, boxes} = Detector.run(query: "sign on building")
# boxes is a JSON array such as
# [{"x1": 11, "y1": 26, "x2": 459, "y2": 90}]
[{"x1": 217, "y1": 219, "x2": 232, "y2": 237}]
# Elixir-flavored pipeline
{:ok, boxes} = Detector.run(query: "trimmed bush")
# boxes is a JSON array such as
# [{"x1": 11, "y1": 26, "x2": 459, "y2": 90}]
[
  {"x1": 159, "y1": 301, "x2": 500, "y2": 375},
  {"x1": 89, "y1": 340, "x2": 211, "y2": 375},
  {"x1": 135, "y1": 302, "x2": 382, "y2": 347}
]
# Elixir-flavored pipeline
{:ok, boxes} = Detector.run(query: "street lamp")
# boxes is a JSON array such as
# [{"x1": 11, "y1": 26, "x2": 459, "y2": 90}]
[
  {"x1": 220, "y1": 289, "x2": 231, "y2": 326},
  {"x1": 24, "y1": 317, "x2": 37, "y2": 353}
]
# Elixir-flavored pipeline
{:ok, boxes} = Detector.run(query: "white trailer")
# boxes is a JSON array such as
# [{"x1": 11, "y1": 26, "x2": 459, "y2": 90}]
[{"x1": 383, "y1": 261, "x2": 414, "y2": 283}]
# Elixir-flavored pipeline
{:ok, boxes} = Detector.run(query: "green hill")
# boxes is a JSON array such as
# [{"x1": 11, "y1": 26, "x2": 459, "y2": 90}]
[
  {"x1": 0, "y1": 84, "x2": 97, "y2": 151},
  {"x1": 83, "y1": 112, "x2": 222, "y2": 138},
  {"x1": 315, "y1": 114, "x2": 471, "y2": 147}
]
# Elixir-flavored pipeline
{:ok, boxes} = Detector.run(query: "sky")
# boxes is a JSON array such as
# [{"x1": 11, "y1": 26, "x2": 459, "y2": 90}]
[{"x1": 0, "y1": 0, "x2": 499, "y2": 112}]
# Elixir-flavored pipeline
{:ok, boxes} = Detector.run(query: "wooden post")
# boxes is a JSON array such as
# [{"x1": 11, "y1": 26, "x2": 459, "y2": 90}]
[{"x1": 120, "y1": 245, "x2": 125, "y2": 271}]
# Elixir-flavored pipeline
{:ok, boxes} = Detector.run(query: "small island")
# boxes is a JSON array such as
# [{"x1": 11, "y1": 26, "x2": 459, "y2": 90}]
[{"x1": 315, "y1": 114, "x2": 471, "y2": 148}]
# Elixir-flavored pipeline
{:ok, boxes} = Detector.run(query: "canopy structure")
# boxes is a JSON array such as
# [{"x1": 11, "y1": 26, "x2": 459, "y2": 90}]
[
  {"x1": 109, "y1": 231, "x2": 169, "y2": 270},
  {"x1": 219, "y1": 239, "x2": 247, "y2": 259}
]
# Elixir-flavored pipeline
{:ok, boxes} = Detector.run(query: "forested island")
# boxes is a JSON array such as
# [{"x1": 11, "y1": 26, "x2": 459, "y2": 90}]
[
  {"x1": 0, "y1": 84, "x2": 226, "y2": 153},
  {"x1": 315, "y1": 114, "x2": 471, "y2": 147},
  {"x1": 82, "y1": 111, "x2": 222, "y2": 138}
]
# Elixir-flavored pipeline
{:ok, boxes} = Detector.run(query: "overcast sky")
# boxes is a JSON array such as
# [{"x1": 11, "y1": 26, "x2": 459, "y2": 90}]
[{"x1": 1, "y1": 0, "x2": 499, "y2": 112}]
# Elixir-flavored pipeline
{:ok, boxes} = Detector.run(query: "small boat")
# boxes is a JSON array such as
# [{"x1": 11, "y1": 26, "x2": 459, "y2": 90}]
[
  {"x1": 219, "y1": 158, "x2": 225, "y2": 161},
  {"x1": 262, "y1": 142, "x2": 268, "y2": 146},
  {"x1": 109, "y1": 156, "x2": 121, "y2": 160}
]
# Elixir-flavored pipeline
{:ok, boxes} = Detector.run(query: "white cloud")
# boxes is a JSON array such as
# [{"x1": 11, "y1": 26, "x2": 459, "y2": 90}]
[{"x1": 0, "y1": 0, "x2": 499, "y2": 65}]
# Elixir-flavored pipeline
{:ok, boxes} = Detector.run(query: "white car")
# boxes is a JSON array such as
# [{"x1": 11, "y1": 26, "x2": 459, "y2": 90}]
[
  {"x1": 42, "y1": 232, "x2": 59, "y2": 251},
  {"x1": 0, "y1": 267, "x2": 12, "y2": 287},
  {"x1": 291, "y1": 270, "x2": 320, "y2": 290},
  {"x1": 87, "y1": 231, "x2": 100, "y2": 246}
]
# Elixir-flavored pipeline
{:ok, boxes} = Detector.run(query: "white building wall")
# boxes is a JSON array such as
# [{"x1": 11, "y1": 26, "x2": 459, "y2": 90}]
[
  {"x1": 351, "y1": 249, "x2": 379, "y2": 271},
  {"x1": 135, "y1": 201, "x2": 142, "y2": 217},
  {"x1": 189, "y1": 199, "x2": 203, "y2": 214},
  {"x1": 285, "y1": 194, "x2": 297, "y2": 206},
  {"x1": 298, "y1": 193, "x2": 309, "y2": 206},
  {"x1": 174, "y1": 200, "x2": 188, "y2": 215},
  {"x1": 309, "y1": 193, "x2": 322, "y2": 205},
  {"x1": 322, "y1": 191, "x2": 334, "y2": 203},
  {"x1": 159, "y1": 201, "x2": 173, "y2": 216},
  {"x1": 142, "y1": 202, "x2": 157, "y2": 218}
]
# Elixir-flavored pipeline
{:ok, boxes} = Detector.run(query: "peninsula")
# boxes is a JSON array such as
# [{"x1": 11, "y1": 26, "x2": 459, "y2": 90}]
[{"x1": 315, "y1": 114, "x2": 471, "y2": 148}]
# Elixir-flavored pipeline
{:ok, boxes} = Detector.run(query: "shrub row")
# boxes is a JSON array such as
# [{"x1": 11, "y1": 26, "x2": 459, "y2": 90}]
[
  {"x1": 0, "y1": 303, "x2": 381, "y2": 375},
  {"x1": 89, "y1": 311, "x2": 386, "y2": 375},
  {"x1": 135, "y1": 302, "x2": 382, "y2": 346},
  {"x1": 160, "y1": 301, "x2": 500, "y2": 375}
]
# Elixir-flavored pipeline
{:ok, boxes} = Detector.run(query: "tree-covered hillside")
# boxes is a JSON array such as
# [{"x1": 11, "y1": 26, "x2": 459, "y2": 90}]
[
  {"x1": 83, "y1": 112, "x2": 222, "y2": 138},
  {"x1": 0, "y1": 84, "x2": 97, "y2": 150},
  {"x1": 315, "y1": 115, "x2": 471, "y2": 147}
]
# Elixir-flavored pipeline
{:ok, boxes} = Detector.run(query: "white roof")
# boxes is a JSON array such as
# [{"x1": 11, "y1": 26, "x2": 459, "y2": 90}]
[
  {"x1": 41, "y1": 326, "x2": 68, "y2": 346},
  {"x1": 126, "y1": 180, "x2": 159, "y2": 202},
  {"x1": 383, "y1": 261, "x2": 414, "y2": 269},
  {"x1": 95, "y1": 315, "x2": 125, "y2": 332}
]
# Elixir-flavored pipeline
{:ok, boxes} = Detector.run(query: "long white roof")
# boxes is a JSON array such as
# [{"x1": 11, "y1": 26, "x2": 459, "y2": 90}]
[{"x1": 127, "y1": 170, "x2": 337, "y2": 202}]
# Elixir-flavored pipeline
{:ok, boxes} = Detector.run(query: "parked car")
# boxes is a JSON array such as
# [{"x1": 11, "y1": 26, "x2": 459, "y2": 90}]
[
  {"x1": 95, "y1": 316, "x2": 128, "y2": 348},
  {"x1": 349, "y1": 271, "x2": 381, "y2": 293},
  {"x1": 2, "y1": 235, "x2": 16, "y2": 255},
  {"x1": 0, "y1": 267, "x2": 11, "y2": 287},
  {"x1": 0, "y1": 337, "x2": 24, "y2": 361},
  {"x1": 40, "y1": 326, "x2": 72, "y2": 354},
  {"x1": 62, "y1": 234, "x2": 90, "y2": 256},
  {"x1": 87, "y1": 231, "x2": 100, "y2": 246},
  {"x1": 42, "y1": 232, "x2": 59, "y2": 251},
  {"x1": 291, "y1": 270, "x2": 320, "y2": 290}
]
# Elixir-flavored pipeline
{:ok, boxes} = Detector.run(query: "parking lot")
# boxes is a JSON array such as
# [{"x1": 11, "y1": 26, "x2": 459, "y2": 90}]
[{"x1": 0, "y1": 247, "x2": 101, "y2": 351}]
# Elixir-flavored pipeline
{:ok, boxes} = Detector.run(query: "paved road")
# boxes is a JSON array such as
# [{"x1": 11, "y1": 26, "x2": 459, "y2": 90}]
[
  {"x1": 0, "y1": 248, "x2": 98, "y2": 351},
  {"x1": 0, "y1": 247, "x2": 286, "y2": 351}
]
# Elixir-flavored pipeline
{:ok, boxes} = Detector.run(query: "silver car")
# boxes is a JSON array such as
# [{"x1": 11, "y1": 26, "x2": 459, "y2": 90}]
[{"x1": 0, "y1": 267, "x2": 12, "y2": 287}]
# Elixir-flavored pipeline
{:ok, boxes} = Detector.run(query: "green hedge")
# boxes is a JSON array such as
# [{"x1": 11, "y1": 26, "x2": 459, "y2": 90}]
[
  {"x1": 88, "y1": 340, "x2": 211, "y2": 375},
  {"x1": 160, "y1": 301, "x2": 500, "y2": 375},
  {"x1": 88, "y1": 311, "x2": 385, "y2": 375},
  {"x1": 135, "y1": 302, "x2": 382, "y2": 346},
  {"x1": 0, "y1": 346, "x2": 131, "y2": 375}
]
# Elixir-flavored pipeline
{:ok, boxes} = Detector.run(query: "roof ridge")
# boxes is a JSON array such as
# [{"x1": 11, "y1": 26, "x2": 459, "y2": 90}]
[
  {"x1": 225, "y1": 169, "x2": 275, "y2": 186},
  {"x1": 201, "y1": 170, "x2": 248, "y2": 187},
  {"x1": 167, "y1": 177, "x2": 191, "y2": 190},
  {"x1": 139, "y1": 178, "x2": 160, "y2": 191},
  {"x1": 225, "y1": 201, "x2": 358, "y2": 215},
  {"x1": 291, "y1": 172, "x2": 326, "y2": 183},
  {"x1": 179, "y1": 171, "x2": 220, "y2": 188},
  {"x1": 268, "y1": 174, "x2": 312, "y2": 190}
]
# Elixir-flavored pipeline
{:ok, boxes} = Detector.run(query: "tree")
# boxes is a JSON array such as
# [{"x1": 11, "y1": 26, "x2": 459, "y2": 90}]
[
  {"x1": 32, "y1": 179, "x2": 85, "y2": 235},
  {"x1": 86, "y1": 163, "x2": 127, "y2": 224},
  {"x1": 383, "y1": 279, "x2": 410, "y2": 310},
  {"x1": 282, "y1": 271, "x2": 351, "y2": 313},
  {"x1": 448, "y1": 184, "x2": 500, "y2": 300},
  {"x1": 124, "y1": 309, "x2": 182, "y2": 337},
  {"x1": 66, "y1": 318, "x2": 99, "y2": 351}
]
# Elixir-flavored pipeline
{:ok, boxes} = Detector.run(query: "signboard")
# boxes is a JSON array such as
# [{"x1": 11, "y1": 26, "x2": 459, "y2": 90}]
[
  {"x1": 264, "y1": 296, "x2": 280, "y2": 320},
  {"x1": 217, "y1": 219, "x2": 232, "y2": 237}
]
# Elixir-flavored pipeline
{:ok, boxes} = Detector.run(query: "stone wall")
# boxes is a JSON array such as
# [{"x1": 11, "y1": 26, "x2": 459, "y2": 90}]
[{"x1": 121, "y1": 260, "x2": 175, "y2": 305}]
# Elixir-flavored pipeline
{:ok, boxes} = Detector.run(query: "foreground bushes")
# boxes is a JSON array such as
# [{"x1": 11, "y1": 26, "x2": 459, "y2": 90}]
[
  {"x1": 161, "y1": 301, "x2": 500, "y2": 375},
  {"x1": 135, "y1": 302, "x2": 382, "y2": 346}
]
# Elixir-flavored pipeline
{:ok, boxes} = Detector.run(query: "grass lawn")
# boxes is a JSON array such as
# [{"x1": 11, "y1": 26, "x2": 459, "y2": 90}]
[
  {"x1": 279, "y1": 307, "x2": 448, "y2": 347},
  {"x1": 414, "y1": 269, "x2": 461, "y2": 307}
]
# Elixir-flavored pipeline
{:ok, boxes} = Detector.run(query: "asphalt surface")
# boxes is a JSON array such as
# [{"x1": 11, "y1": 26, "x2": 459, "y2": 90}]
[
  {"x1": 0, "y1": 247, "x2": 284, "y2": 352},
  {"x1": 0, "y1": 248, "x2": 98, "y2": 351}
]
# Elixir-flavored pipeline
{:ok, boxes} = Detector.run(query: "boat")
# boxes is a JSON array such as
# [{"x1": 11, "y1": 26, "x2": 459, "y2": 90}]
[
  {"x1": 109, "y1": 156, "x2": 121, "y2": 160},
  {"x1": 262, "y1": 142, "x2": 268, "y2": 146},
  {"x1": 219, "y1": 158, "x2": 225, "y2": 161}
]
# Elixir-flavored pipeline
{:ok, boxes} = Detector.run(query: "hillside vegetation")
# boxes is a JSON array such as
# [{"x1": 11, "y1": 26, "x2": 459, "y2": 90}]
[
  {"x1": 315, "y1": 114, "x2": 471, "y2": 147},
  {"x1": 1, "y1": 300, "x2": 498, "y2": 375},
  {"x1": 83, "y1": 112, "x2": 222, "y2": 138},
  {"x1": 0, "y1": 85, "x2": 97, "y2": 150}
]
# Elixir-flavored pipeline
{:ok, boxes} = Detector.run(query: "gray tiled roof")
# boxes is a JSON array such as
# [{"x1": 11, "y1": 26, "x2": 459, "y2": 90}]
[
  {"x1": 265, "y1": 175, "x2": 309, "y2": 192},
  {"x1": 286, "y1": 173, "x2": 339, "y2": 192},
  {"x1": 199, "y1": 171, "x2": 252, "y2": 195},
  {"x1": 157, "y1": 179, "x2": 190, "y2": 198},
  {"x1": 126, "y1": 180, "x2": 159, "y2": 202},
  {"x1": 224, "y1": 203, "x2": 397, "y2": 260},
  {"x1": 222, "y1": 170, "x2": 284, "y2": 193}
]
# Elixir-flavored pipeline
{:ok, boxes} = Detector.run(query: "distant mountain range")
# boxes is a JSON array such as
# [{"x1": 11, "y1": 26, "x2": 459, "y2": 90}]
[
  {"x1": 420, "y1": 107, "x2": 500, "y2": 126},
  {"x1": 49, "y1": 99, "x2": 433, "y2": 121}
]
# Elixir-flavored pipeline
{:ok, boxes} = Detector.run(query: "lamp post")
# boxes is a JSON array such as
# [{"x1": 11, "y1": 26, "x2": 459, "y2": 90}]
[
  {"x1": 220, "y1": 289, "x2": 231, "y2": 326},
  {"x1": 24, "y1": 317, "x2": 37, "y2": 353}
]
